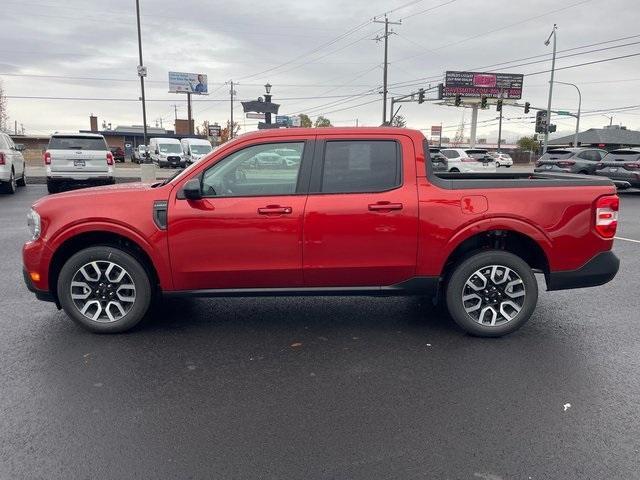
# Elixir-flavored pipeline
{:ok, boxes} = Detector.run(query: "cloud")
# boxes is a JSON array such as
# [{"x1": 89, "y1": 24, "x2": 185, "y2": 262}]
[{"x1": 2, "y1": 0, "x2": 639, "y2": 138}]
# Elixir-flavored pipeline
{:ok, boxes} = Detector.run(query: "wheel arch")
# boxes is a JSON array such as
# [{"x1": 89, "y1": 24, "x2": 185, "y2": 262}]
[
  {"x1": 441, "y1": 221, "x2": 551, "y2": 281},
  {"x1": 48, "y1": 230, "x2": 162, "y2": 306}
]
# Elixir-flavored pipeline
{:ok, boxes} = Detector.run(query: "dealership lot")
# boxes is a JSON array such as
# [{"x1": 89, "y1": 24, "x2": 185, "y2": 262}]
[{"x1": 1, "y1": 186, "x2": 639, "y2": 479}]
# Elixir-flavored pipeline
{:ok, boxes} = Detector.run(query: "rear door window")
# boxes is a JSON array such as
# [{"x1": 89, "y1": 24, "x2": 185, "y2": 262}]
[
  {"x1": 577, "y1": 150, "x2": 600, "y2": 161},
  {"x1": 321, "y1": 140, "x2": 400, "y2": 193},
  {"x1": 49, "y1": 136, "x2": 107, "y2": 150},
  {"x1": 602, "y1": 150, "x2": 640, "y2": 162},
  {"x1": 441, "y1": 150, "x2": 459, "y2": 159}
]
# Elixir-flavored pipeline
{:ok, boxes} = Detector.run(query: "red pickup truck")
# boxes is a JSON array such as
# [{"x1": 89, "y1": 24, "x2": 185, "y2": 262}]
[{"x1": 23, "y1": 128, "x2": 620, "y2": 336}]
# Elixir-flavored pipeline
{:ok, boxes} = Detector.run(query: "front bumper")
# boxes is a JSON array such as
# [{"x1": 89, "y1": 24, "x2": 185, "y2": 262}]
[
  {"x1": 546, "y1": 251, "x2": 619, "y2": 291},
  {"x1": 23, "y1": 268, "x2": 57, "y2": 305}
]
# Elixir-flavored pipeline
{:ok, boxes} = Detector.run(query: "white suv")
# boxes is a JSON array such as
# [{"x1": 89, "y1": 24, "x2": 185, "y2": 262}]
[
  {"x1": 45, "y1": 133, "x2": 115, "y2": 194},
  {"x1": 440, "y1": 148, "x2": 497, "y2": 173},
  {"x1": 0, "y1": 132, "x2": 27, "y2": 194},
  {"x1": 490, "y1": 152, "x2": 514, "y2": 167}
]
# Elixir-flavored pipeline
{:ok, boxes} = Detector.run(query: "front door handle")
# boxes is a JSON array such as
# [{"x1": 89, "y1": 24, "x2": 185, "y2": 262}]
[
  {"x1": 258, "y1": 205, "x2": 293, "y2": 215},
  {"x1": 368, "y1": 201, "x2": 403, "y2": 212}
]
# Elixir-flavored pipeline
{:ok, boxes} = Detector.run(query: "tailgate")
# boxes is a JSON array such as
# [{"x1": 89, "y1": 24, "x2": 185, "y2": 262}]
[{"x1": 49, "y1": 149, "x2": 110, "y2": 173}]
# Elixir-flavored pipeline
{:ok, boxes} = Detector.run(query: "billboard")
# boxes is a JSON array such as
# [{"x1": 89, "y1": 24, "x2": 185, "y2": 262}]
[
  {"x1": 443, "y1": 71, "x2": 523, "y2": 99},
  {"x1": 431, "y1": 125, "x2": 442, "y2": 136},
  {"x1": 168, "y1": 71, "x2": 208, "y2": 94}
]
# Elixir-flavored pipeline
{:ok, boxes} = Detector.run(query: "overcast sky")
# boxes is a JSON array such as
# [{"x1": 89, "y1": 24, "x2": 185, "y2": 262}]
[{"x1": 2, "y1": 0, "x2": 639, "y2": 142}]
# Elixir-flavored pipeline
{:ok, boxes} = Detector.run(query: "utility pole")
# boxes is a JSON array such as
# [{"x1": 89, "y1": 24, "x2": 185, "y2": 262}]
[
  {"x1": 135, "y1": 0, "x2": 148, "y2": 156},
  {"x1": 227, "y1": 80, "x2": 236, "y2": 139},
  {"x1": 543, "y1": 24, "x2": 557, "y2": 154},
  {"x1": 187, "y1": 92, "x2": 193, "y2": 135},
  {"x1": 497, "y1": 90, "x2": 504, "y2": 152},
  {"x1": 173, "y1": 104, "x2": 178, "y2": 121},
  {"x1": 374, "y1": 15, "x2": 401, "y2": 125}
]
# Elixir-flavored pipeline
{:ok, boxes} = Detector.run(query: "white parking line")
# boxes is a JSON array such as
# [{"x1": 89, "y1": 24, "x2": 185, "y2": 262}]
[{"x1": 615, "y1": 236, "x2": 640, "y2": 244}]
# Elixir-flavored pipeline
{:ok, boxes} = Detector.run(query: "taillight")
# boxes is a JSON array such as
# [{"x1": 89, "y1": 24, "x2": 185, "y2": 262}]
[
  {"x1": 43, "y1": 152, "x2": 51, "y2": 165},
  {"x1": 557, "y1": 160, "x2": 575, "y2": 168},
  {"x1": 0, "y1": 153, "x2": 5, "y2": 165},
  {"x1": 595, "y1": 195, "x2": 619, "y2": 238},
  {"x1": 623, "y1": 163, "x2": 640, "y2": 171},
  {"x1": 106, "y1": 152, "x2": 114, "y2": 165}
]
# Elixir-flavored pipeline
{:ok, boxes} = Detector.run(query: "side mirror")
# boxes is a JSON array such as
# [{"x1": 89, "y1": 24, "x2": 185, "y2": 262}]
[
  {"x1": 14, "y1": 144, "x2": 25, "y2": 152},
  {"x1": 181, "y1": 178, "x2": 202, "y2": 200},
  {"x1": 155, "y1": 149, "x2": 160, "y2": 155}
]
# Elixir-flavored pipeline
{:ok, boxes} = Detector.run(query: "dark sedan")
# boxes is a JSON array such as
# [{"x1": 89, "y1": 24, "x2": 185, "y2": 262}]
[
  {"x1": 594, "y1": 148, "x2": 640, "y2": 188},
  {"x1": 534, "y1": 147, "x2": 607, "y2": 175},
  {"x1": 428, "y1": 147, "x2": 448, "y2": 172}
]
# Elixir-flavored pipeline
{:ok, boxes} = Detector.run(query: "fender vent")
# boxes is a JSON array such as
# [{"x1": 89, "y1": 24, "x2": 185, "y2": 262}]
[{"x1": 153, "y1": 200, "x2": 168, "y2": 230}]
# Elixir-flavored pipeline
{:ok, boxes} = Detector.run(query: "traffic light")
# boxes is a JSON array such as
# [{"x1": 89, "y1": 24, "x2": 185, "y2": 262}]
[
  {"x1": 437, "y1": 83, "x2": 444, "y2": 100},
  {"x1": 418, "y1": 88, "x2": 425, "y2": 104},
  {"x1": 454, "y1": 94, "x2": 462, "y2": 107},
  {"x1": 535, "y1": 110, "x2": 547, "y2": 133},
  {"x1": 524, "y1": 102, "x2": 530, "y2": 114},
  {"x1": 480, "y1": 96, "x2": 487, "y2": 109},
  {"x1": 496, "y1": 99, "x2": 503, "y2": 112},
  {"x1": 548, "y1": 124, "x2": 557, "y2": 133}
]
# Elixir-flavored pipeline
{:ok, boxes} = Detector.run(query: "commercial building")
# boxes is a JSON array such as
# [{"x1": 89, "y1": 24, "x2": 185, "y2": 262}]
[{"x1": 549, "y1": 125, "x2": 640, "y2": 150}]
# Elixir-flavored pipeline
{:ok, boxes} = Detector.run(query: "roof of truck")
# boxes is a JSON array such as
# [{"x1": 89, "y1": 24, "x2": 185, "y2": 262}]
[{"x1": 234, "y1": 127, "x2": 425, "y2": 141}]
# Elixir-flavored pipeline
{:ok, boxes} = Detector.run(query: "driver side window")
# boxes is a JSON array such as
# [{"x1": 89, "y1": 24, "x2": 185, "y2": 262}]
[{"x1": 201, "y1": 142, "x2": 304, "y2": 197}]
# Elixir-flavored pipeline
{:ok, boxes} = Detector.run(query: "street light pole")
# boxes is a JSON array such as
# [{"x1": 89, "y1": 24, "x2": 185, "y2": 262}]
[
  {"x1": 555, "y1": 81, "x2": 581, "y2": 147},
  {"x1": 543, "y1": 24, "x2": 557, "y2": 154},
  {"x1": 135, "y1": 0, "x2": 148, "y2": 157}
]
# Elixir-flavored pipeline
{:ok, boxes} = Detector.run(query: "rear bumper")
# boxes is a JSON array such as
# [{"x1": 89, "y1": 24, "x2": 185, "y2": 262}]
[
  {"x1": 546, "y1": 251, "x2": 619, "y2": 291},
  {"x1": 595, "y1": 170, "x2": 640, "y2": 187}
]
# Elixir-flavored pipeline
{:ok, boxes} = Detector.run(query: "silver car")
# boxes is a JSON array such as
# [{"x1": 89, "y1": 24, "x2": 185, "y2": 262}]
[
  {"x1": 0, "y1": 132, "x2": 27, "y2": 194},
  {"x1": 45, "y1": 133, "x2": 115, "y2": 194}
]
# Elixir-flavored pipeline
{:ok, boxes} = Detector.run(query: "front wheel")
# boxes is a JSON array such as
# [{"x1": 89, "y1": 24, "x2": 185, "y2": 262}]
[
  {"x1": 57, "y1": 246, "x2": 152, "y2": 333},
  {"x1": 17, "y1": 164, "x2": 27, "y2": 187},
  {"x1": 445, "y1": 250, "x2": 538, "y2": 337}
]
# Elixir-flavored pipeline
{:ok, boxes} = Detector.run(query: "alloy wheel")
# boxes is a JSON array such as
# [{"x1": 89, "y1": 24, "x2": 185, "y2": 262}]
[
  {"x1": 462, "y1": 265, "x2": 526, "y2": 326},
  {"x1": 70, "y1": 261, "x2": 136, "y2": 323}
]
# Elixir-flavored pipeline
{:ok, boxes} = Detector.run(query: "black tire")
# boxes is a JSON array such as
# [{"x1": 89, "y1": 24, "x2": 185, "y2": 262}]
[
  {"x1": 445, "y1": 250, "x2": 538, "y2": 337},
  {"x1": 449, "y1": 168, "x2": 460, "y2": 173},
  {"x1": 47, "y1": 179, "x2": 59, "y2": 194},
  {"x1": 57, "y1": 246, "x2": 152, "y2": 333},
  {"x1": 1, "y1": 169, "x2": 17, "y2": 194},
  {"x1": 16, "y1": 164, "x2": 27, "y2": 187},
  {"x1": 578, "y1": 170, "x2": 588, "y2": 175}
]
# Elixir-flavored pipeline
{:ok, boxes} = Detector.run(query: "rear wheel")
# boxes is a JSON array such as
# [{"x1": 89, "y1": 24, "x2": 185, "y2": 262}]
[
  {"x1": 57, "y1": 246, "x2": 152, "y2": 333},
  {"x1": 17, "y1": 164, "x2": 27, "y2": 187},
  {"x1": 1, "y1": 169, "x2": 17, "y2": 194},
  {"x1": 445, "y1": 250, "x2": 538, "y2": 337},
  {"x1": 449, "y1": 168, "x2": 460, "y2": 173},
  {"x1": 47, "y1": 179, "x2": 60, "y2": 194}
]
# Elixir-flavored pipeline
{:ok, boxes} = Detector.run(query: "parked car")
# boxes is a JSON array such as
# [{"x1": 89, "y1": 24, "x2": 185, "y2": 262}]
[
  {"x1": 428, "y1": 147, "x2": 448, "y2": 172},
  {"x1": 253, "y1": 151, "x2": 287, "y2": 168},
  {"x1": 440, "y1": 148, "x2": 497, "y2": 173},
  {"x1": 181, "y1": 138, "x2": 213, "y2": 165},
  {"x1": 273, "y1": 148, "x2": 302, "y2": 167},
  {"x1": 132, "y1": 145, "x2": 148, "y2": 163},
  {"x1": 44, "y1": 133, "x2": 114, "y2": 194},
  {"x1": 489, "y1": 151, "x2": 514, "y2": 167},
  {"x1": 149, "y1": 138, "x2": 185, "y2": 168},
  {"x1": 109, "y1": 146, "x2": 125, "y2": 163},
  {"x1": 594, "y1": 148, "x2": 640, "y2": 188},
  {"x1": 23, "y1": 128, "x2": 619, "y2": 337},
  {"x1": 534, "y1": 148, "x2": 607, "y2": 175},
  {"x1": 0, "y1": 133, "x2": 27, "y2": 194}
]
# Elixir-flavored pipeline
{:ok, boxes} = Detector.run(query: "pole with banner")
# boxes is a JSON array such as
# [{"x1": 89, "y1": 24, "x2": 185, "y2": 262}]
[{"x1": 187, "y1": 92, "x2": 192, "y2": 135}]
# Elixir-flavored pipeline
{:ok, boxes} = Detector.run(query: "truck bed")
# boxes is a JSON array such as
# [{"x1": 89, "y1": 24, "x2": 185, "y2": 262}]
[{"x1": 431, "y1": 170, "x2": 616, "y2": 189}]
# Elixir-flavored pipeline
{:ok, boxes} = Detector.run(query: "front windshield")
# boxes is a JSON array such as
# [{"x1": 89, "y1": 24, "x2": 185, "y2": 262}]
[
  {"x1": 159, "y1": 144, "x2": 182, "y2": 154},
  {"x1": 190, "y1": 145, "x2": 212, "y2": 155}
]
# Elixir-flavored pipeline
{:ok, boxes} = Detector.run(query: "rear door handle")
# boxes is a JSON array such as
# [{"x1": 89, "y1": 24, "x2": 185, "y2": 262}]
[
  {"x1": 368, "y1": 202, "x2": 403, "y2": 212},
  {"x1": 258, "y1": 205, "x2": 293, "y2": 215}
]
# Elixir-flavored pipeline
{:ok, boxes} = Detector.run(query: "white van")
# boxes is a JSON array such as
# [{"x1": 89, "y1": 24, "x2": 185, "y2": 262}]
[
  {"x1": 149, "y1": 138, "x2": 185, "y2": 168},
  {"x1": 181, "y1": 138, "x2": 213, "y2": 165}
]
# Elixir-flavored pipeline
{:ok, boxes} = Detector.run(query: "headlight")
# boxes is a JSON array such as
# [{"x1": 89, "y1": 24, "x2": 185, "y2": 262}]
[{"x1": 27, "y1": 208, "x2": 41, "y2": 240}]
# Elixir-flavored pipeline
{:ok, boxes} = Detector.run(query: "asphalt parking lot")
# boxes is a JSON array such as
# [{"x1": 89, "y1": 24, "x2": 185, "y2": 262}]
[{"x1": 1, "y1": 185, "x2": 639, "y2": 479}]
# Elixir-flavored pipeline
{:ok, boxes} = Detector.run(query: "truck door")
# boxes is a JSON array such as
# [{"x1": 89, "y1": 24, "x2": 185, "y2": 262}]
[
  {"x1": 168, "y1": 139, "x2": 314, "y2": 290},
  {"x1": 303, "y1": 136, "x2": 419, "y2": 287}
]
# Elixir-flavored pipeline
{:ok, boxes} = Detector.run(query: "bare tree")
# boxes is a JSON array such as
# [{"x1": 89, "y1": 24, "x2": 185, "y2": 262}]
[{"x1": 0, "y1": 81, "x2": 8, "y2": 133}]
